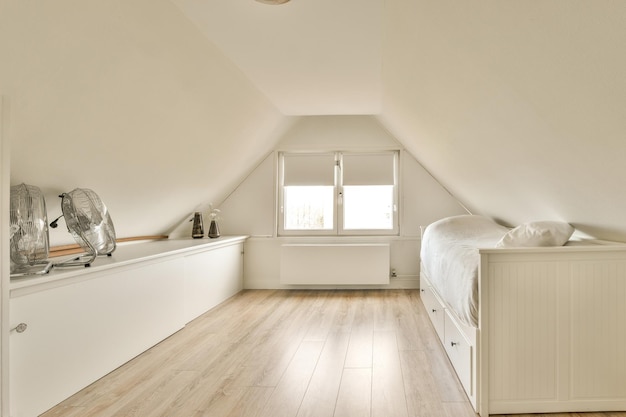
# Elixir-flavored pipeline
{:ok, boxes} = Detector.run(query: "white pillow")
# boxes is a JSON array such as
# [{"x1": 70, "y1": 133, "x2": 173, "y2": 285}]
[{"x1": 495, "y1": 221, "x2": 574, "y2": 248}]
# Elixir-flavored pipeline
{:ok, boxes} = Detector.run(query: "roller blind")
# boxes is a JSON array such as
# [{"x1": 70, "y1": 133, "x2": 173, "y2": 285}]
[
  {"x1": 342, "y1": 152, "x2": 396, "y2": 185},
  {"x1": 282, "y1": 153, "x2": 336, "y2": 186}
]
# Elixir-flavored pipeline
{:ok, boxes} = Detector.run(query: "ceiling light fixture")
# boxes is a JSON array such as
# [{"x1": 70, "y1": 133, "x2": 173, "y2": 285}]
[{"x1": 255, "y1": 0, "x2": 290, "y2": 4}]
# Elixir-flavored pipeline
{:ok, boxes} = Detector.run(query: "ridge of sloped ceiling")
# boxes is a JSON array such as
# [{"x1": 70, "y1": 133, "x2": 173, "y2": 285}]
[
  {"x1": 172, "y1": 0, "x2": 626, "y2": 242},
  {"x1": 5, "y1": 0, "x2": 626, "y2": 244},
  {"x1": 170, "y1": 0, "x2": 383, "y2": 116}
]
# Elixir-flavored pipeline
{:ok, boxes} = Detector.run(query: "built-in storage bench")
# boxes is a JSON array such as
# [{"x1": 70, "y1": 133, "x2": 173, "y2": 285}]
[{"x1": 9, "y1": 236, "x2": 247, "y2": 417}]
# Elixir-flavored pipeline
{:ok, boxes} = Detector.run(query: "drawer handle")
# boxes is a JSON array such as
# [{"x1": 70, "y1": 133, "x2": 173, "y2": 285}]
[
  {"x1": 12, "y1": 323, "x2": 27, "y2": 333},
  {"x1": 450, "y1": 341, "x2": 458, "y2": 347},
  {"x1": 431, "y1": 309, "x2": 437, "y2": 313},
  {"x1": 420, "y1": 289, "x2": 425, "y2": 292}
]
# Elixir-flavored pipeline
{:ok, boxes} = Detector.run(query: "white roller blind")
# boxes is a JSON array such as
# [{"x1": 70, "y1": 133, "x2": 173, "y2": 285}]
[
  {"x1": 342, "y1": 152, "x2": 396, "y2": 185},
  {"x1": 282, "y1": 153, "x2": 336, "y2": 186}
]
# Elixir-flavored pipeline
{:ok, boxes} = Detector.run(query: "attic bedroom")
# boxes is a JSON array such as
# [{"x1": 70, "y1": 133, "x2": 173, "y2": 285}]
[{"x1": 1, "y1": 0, "x2": 626, "y2": 416}]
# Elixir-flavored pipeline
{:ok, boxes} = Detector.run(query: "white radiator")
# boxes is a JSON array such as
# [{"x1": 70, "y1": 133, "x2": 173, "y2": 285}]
[{"x1": 280, "y1": 244, "x2": 390, "y2": 285}]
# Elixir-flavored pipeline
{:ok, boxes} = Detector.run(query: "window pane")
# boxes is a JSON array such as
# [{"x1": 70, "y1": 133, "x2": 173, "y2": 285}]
[
  {"x1": 343, "y1": 185, "x2": 393, "y2": 230},
  {"x1": 284, "y1": 186, "x2": 334, "y2": 230}
]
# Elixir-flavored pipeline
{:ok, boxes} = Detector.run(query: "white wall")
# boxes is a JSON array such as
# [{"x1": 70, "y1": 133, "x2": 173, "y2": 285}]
[
  {"x1": 0, "y1": 0, "x2": 289, "y2": 246},
  {"x1": 217, "y1": 115, "x2": 468, "y2": 289}
]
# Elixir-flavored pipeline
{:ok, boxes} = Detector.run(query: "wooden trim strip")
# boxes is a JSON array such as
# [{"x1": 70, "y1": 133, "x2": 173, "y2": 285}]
[
  {"x1": 114, "y1": 235, "x2": 169, "y2": 243},
  {"x1": 49, "y1": 235, "x2": 169, "y2": 258}
]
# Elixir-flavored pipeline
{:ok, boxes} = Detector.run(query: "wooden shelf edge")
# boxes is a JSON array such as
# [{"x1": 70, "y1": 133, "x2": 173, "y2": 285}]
[{"x1": 49, "y1": 235, "x2": 169, "y2": 258}]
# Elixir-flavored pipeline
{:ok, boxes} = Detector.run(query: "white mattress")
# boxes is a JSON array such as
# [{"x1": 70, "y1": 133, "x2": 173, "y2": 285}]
[{"x1": 420, "y1": 215, "x2": 509, "y2": 327}]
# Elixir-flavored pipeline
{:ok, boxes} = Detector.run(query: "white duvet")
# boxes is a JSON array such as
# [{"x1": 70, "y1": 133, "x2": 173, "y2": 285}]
[{"x1": 420, "y1": 215, "x2": 510, "y2": 327}]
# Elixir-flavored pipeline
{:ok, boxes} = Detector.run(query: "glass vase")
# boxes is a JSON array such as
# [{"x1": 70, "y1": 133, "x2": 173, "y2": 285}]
[{"x1": 208, "y1": 220, "x2": 220, "y2": 238}]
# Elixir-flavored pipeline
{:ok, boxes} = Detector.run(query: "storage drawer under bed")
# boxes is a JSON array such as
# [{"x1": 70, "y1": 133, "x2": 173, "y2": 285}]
[
  {"x1": 420, "y1": 284, "x2": 446, "y2": 343},
  {"x1": 444, "y1": 310, "x2": 473, "y2": 397}
]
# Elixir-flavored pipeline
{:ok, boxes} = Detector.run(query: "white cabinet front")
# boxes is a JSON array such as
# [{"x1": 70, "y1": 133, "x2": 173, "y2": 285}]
[
  {"x1": 10, "y1": 258, "x2": 185, "y2": 417},
  {"x1": 183, "y1": 242, "x2": 243, "y2": 323}
]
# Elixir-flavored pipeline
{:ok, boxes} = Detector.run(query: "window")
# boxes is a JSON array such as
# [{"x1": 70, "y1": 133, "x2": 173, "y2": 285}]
[{"x1": 278, "y1": 151, "x2": 399, "y2": 235}]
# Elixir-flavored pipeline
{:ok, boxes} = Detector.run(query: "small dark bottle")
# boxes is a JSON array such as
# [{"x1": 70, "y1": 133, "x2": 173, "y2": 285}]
[
  {"x1": 208, "y1": 220, "x2": 220, "y2": 238},
  {"x1": 191, "y1": 212, "x2": 204, "y2": 239}
]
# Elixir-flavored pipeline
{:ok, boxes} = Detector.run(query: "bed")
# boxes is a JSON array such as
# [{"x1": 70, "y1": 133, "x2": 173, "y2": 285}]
[{"x1": 419, "y1": 215, "x2": 626, "y2": 416}]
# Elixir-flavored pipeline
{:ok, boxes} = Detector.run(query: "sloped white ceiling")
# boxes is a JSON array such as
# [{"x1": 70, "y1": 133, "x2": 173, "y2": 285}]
[
  {"x1": 170, "y1": 0, "x2": 383, "y2": 115},
  {"x1": 170, "y1": 0, "x2": 626, "y2": 241},
  {"x1": 380, "y1": 0, "x2": 626, "y2": 241},
  {"x1": 0, "y1": 0, "x2": 291, "y2": 245}
]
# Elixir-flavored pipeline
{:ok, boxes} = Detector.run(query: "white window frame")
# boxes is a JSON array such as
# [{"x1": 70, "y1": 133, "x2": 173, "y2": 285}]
[{"x1": 277, "y1": 150, "x2": 399, "y2": 236}]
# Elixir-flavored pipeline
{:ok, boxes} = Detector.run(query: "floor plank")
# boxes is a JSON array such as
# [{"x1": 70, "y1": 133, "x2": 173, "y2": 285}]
[
  {"x1": 297, "y1": 332, "x2": 350, "y2": 417},
  {"x1": 257, "y1": 340, "x2": 324, "y2": 417},
  {"x1": 334, "y1": 368, "x2": 372, "y2": 417},
  {"x1": 372, "y1": 330, "x2": 409, "y2": 417}
]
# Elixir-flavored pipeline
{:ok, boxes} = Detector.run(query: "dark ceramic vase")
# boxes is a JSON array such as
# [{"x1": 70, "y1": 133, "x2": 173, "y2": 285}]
[
  {"x1": 208, "y1": 220, "x2": 220, "y2": 238},
  {"x1": 191, "y1": 212, "x2": 204, "y2": 239}
]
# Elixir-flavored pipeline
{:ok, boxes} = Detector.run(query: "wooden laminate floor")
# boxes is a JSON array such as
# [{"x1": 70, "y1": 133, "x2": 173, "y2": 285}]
[{"x1": 42, "y1": 290, "x2": 626, "y2": 417}]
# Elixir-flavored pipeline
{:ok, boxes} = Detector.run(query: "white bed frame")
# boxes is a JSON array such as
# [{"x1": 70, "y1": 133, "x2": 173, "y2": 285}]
[{"x1": 420, "y1": 243, "x2": 626, "y2": 416}]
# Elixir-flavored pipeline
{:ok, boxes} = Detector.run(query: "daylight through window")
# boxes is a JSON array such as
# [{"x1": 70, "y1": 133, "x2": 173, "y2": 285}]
[{"x1": 279, "y1": 151, "x2": 399, "y2": 235}]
